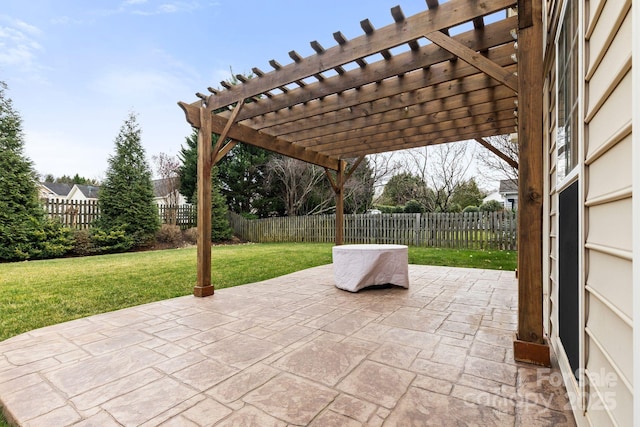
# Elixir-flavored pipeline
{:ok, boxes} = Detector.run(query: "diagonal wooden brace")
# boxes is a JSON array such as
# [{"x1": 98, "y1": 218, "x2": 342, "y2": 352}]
[
  {"x1": 425, "y1": 31, "x2": 518, "y2": 92},
  {"x1": 211, "y1": 99, "x2": 246, "y2": 164}
]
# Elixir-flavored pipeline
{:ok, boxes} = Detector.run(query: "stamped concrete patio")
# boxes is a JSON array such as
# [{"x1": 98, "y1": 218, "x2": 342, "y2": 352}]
[{"x1": 0, "y1": 264, "x2": 576, "y2": 426}]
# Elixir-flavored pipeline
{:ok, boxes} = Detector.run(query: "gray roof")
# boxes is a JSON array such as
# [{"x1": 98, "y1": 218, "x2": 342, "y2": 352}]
[
  {"x1": 41, "y1": 182, "x2": 72, "y2": 196},
  {"x1": 152, "y1": 178, "x2": 181, "y2": 198},
  {"x1": 499, "y1": 179, "x2": 518, "y2": 194},
  {"x1": 75, "y1": 184, "x2": 100, "y2": 199}
]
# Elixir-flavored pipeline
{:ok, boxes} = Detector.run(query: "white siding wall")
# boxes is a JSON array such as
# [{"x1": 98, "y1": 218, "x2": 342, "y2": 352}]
[
  {"x1": 545, "y1": 0, "x2": 634, "y2": 425},
  {"x1": 584, "y1": 0, "x2": 633, "y2": 425}
]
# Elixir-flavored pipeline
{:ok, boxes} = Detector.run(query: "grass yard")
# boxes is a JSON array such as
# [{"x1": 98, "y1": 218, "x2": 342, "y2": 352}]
[{"x1": 0, "y1": 243, "x2": 516, "y2": 342}]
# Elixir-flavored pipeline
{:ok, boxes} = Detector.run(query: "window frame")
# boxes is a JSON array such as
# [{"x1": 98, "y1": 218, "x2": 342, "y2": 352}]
[{"x1": 555, "y1": 0, "x2": 579, "y2": 185}]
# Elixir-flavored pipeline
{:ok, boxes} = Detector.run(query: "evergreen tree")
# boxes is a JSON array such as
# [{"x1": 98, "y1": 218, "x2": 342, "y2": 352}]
[
  {"x1": 217, "y1": 143, "x2": 280, "y2": 217},
  {"x1": 96, "y1": 113, "x2": 159, "y2": 247},
  {"x1": 380, "y1": 172, "x2": 431, "y2": 206},
  {"x1": 211, "y1": 167, "x2": 233, "y2": 241},
  {"x1": 0, "y1": 82, "x2": 49, "y2": 260},
  {"x1": 178, "y1": 131, "x2": 198, "y2": 204},
  {"x1": 450, "y1": 178, "x2": 486, "y2": 211},
  {"x1": 178, "y1": 130, "x2": 232, "y2": 241}
]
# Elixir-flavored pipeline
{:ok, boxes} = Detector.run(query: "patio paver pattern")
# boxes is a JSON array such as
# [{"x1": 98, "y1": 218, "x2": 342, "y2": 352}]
[{"x1": 0, "y1": 265, "x2": 576, "y2": 426}]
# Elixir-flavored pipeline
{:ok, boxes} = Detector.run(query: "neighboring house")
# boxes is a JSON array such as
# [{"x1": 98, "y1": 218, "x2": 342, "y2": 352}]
[
  {"x1": 38, "y1": 182, "x2": 72, "y2": 200},
  {"x1": 498, "y1": 179, "x2": 518, "y2": 210},
  {"x1": 482, "y1": 191, "x2": 503, "y2": 206},
  {"x1": 152, "y1": 178, "x2": 186, "y2": 206},
  {"x1": 39, "y1": 183, "x2": 99, "y2": 201},
  {"x1": 481, "y1": 180, "x2": 518, "y2": 210},
  {"x1": 543, "y1": 1, "x2": 637, "y2": 426},
  {"x1": 67, "y1": 184, "x2": 100, "y2": 201}
]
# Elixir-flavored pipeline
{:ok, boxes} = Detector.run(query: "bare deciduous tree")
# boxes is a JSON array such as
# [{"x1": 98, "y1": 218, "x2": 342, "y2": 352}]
[
  {"x1": 152, "y1": 152, "x2": 181, "y2": 224},
  {"x1": 367, "y1": 153, "x2": 396, "y2": 199},
  {"x1": 265, "y1": 155, "x2": 328, "y2": 216},
  {"x1": 401, "y1": 141, "x2": 474, "y2": 212},
  {"x1": 476, "y1": 134, "x2": 519, "y2": 186}
]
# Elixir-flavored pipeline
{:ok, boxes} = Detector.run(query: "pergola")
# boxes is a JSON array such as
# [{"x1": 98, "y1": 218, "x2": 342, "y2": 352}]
[{"x1": 179, "y1": 0, "x2": 547, "y2": 365}]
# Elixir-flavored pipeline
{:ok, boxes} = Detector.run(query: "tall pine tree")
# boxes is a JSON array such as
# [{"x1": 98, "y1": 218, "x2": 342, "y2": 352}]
[
  {"x1": 178, "y1": 130, "x2": 232, "y2": 241},
  {"x1": 97, "y1": 113, "x2": 159, "y2": 247},
  {"x1": 0, "y1": 82, "x2": 48, "y2": 261}
]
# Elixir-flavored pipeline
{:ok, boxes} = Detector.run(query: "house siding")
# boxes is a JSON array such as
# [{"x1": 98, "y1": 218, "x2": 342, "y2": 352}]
[{"x1": 544, "y1": 0, "x2": 634, "y2": 425}]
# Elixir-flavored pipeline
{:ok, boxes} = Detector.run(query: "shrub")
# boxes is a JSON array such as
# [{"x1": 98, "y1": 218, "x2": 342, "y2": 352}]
[
  {"x1": 91, "y1": 227, "x2": 135, "y2": 254},
  {"x1": 33, "y1": 219, "x2": 74, "y2": 259},
  {"x1": 70, "y1": 229, "x2": 94, "y2": 256},
  {"x1": 462, "y1": 205, "x2": 479, "y2": 213},
  {"x1": 156, "y1": 224, "x2": 183, "y2": 248},
  {"x1": 480, "y1": 200, "x2": 505, "y2": 212},
  {"x1": 447, "y1": 203, "x2": 462, "y2": 213},
  {"x1": 403, "y1": 199, "x2": 424, "y2": 213},
  {"x1": 183, "y1": 227, "x2": 198, "y2": 245},
  {"x1": 375, "y1": 205, "x2": 404, "y2": 214}
]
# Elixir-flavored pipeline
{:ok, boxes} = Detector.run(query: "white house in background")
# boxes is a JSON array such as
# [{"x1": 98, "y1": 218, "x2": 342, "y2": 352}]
[
  {"x1": 152, "y1": 178, "x2": 187, "y2": 206},
  {"x1": 67, "y1": 184, "x2": 100, "y2": 201},
  {"x1": 39, "y1": 183, "x2": 99, "y2": 201},
  {"x1": 498, "y1": 179, "x2": 518, "y2": 210},
  {"x1": 482, "y1": 190, "x2": 503, "y2": 205},
  {"x1": 482, "y1": 180, "x2": 519, "y2": 210}
]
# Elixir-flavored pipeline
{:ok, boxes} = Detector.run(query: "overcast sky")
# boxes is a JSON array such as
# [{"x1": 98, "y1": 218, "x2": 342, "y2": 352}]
[{"x1": 2, "y1": 0, "x2": 436, "y2": 182}]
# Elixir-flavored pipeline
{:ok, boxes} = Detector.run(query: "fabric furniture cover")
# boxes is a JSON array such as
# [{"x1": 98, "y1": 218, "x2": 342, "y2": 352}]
[{"x1": 332, "y1": 244, "x2": 409, "y2": 292}]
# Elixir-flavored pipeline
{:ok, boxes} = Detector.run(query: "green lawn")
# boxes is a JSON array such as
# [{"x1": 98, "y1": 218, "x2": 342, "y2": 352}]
[{"x1": 0, "y1": 243, "x2": 516, "y2": 343}]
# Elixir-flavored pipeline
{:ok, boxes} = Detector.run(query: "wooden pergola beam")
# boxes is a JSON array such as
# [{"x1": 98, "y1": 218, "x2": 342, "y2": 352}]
[
  {"x1": 248, "y1": 67, "x2": 515, "y2": 142},
  {"x1": 313, "y1": 110, "x2": 516, "y2": 153},
  {"x1": 334, "y1": 123, "x2": 517, "y2": 158},
  {"x1": 293, "y1": 96, "x2": 516, "y2": 147},
  {"x1": 425, "y1": 31, "x2": 518, "y2": 92},
  {"x1": 179, "y1": 102, "x2": 341, "y2": 171},
  {"x1": 203, "y1": 0, "x2": 517, "y2": 111},
  {"x1": 243, "y1": 47, "x2": 516, "y2": 133},
  {"x1": 287, "y1": 93, "x2": 517, "y2": 144},
  {"x1": 209, "y1": 113, "x2": 340, "y2": 170},
  {"x1": 272, "y1": 82, "x2": 516, "y2": 140},
  {"x1": 213, "y1": 140, "x2": 238, "y2": 164},
  {"x1": 475, "y1": 137, "x2": 519, "y2": 169}
]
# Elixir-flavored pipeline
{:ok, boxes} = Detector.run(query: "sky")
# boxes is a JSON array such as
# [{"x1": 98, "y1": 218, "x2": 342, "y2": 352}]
[{"x1": 1, "y1": 0, "x2": 437, "y2": 182}]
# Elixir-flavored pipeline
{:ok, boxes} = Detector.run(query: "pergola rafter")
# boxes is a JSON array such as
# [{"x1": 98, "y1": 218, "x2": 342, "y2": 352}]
[{"x1": 179, "y1": 0, "x2": 549, "y2": 366}]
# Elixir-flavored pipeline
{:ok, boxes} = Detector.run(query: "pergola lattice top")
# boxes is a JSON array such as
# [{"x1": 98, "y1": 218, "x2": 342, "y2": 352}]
[{"x1": 179, "y1": 0, "x2": 519, "y2": 171}]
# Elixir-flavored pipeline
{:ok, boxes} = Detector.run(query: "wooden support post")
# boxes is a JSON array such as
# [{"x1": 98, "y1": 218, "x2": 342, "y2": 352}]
[
  {"x1": 194, "y1": 107, "x2": 214, "y2": 297},
  {"x1": 513, "y1": 0, "x2": 550, "y2": 366},
  {"x1": 335, "y1": 160, "x2": 346, "y2": 246}
]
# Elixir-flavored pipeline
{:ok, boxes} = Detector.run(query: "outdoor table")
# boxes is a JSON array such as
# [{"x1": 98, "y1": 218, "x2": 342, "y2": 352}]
[{"x1": 332, "y1": 244, "x2": 409, "y2": 292}]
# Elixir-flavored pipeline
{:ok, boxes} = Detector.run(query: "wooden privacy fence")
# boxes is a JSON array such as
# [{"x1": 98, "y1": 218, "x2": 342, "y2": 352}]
[
  {"x1": 43, "y1": 199, "x2": 100, "y2": 229},
  {"x1": 42, "y1": 199, "x2": 197, "y2": 230},
  {"x1": 157, "y1": 204, "x2": 197, "y2": 230},
  {"x1": 228, "y1": 211, "x2": 517, "y2": 250}
]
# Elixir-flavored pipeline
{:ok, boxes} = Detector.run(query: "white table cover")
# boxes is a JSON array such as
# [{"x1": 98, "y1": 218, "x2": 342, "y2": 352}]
[{"x1": 332, "y1": 244, "x2": 409, "y2": 292}]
